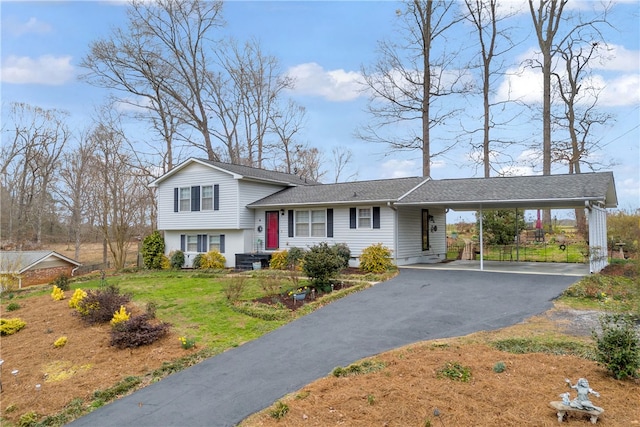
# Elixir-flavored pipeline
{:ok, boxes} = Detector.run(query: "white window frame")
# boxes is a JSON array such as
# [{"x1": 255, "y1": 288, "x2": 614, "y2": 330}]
[
  {"x1": 186, "y1": 235, "x2": 198, "y2": 252},
  {"x1": 295, "y1": 210, "x2": 310, "y2": 237},
  {"x1": 201, "y1": 185, "x2": 213, "y2": 211},
  {"x1": 295, "y1": 210, "x2": 326, "y2": 237},
  {"x1": 179, "y1": 187, "x2": 191, "y2": 212},
  {"x1": 208, "y1": 235, "x2": 220, "y2": 252},
  {"x1": 310, "y1": 210, "x2": 326, "y2": 237},
  {"x1": 358, "y1": 207, "x2": 372, "y2": 229}
]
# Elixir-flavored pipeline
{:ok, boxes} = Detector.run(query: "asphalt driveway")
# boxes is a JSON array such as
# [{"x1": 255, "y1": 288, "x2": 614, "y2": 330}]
[{"x1": 69, "y1": 268, "x2": 579, "y2": 427}]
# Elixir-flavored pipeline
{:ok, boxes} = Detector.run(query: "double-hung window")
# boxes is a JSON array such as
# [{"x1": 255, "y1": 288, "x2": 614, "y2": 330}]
[
  {"x1": 311, "y1": 210, "x2": 326, "y2": 237},
  {"x1": 358, "y1": 208, "x2": 371, "y2": 228},
  {"x1": 209, "y1": 235, "x2": 221, "y2": 252},
  {"x1": 295, "y1": 211, "x2": 310, "y2": 236},
  {"x1": 201, "y1": 185, "x2": 213, "y2": 210},
  {"x1": 294, "y1": 210, "x2": 326, "y2": 237},
  {"x1": 186, "y1": 235, "x2": 198, "y2": 252},
  {"x1": 179, "y1": 187, "x2": 191, "y2": 212}
]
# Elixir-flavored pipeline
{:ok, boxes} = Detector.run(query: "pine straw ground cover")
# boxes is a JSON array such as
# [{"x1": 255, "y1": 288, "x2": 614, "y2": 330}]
[
  {"x1": 241, "y1": 315, "x2": 640, "y2": 427},
  {"x1": 0, "y1": 291, "x2": 193, "y2": 426}
]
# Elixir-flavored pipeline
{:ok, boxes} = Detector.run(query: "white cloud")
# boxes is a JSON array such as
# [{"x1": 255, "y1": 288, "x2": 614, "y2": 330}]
[
  {"x1": 498, "y1": 165, "x2": 537, "y2": 177},
  {"x1": 496, "y1": 44, "x2": 640, "y2": 107},
  {"x1": 3, "y1": 16, "x2": 52, "y2": 36},
  {"x1": 596, "y1": 44, "x2": 640, "y2": 72},
  {"x1": 618, "y1": 177, "x2": 640, "y2": 201},
  {"x1": 379, "y1": 159, "x2": 418, "y2": 179},
  {"x1": 286, "y1": 62, "x2": 364, "y2": 102},
  {"x1": 1, "y1": 55, "x2": 74, "y2": 85}
]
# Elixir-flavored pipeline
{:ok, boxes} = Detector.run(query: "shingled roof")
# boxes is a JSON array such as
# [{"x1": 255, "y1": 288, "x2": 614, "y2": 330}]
[
  {"x1": 149, "y1": 158, "x2": 316, "y2": 187},
  {"x1": 0, "y1": 251, "x2": 81, "y2": 273},
  {"x1": 396, "y1": 172, "x2": 617, "y2": 210},
  {"x1": 248, "y1": 176, "x2": 426, "y2": 207}
]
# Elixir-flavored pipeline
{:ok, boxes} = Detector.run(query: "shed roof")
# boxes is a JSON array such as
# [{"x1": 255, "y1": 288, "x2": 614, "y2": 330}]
[
  {"x1": 396, "y1": 172, "x2": 617, "y2": 210},
  {"x1": 0, "y1": 251, "x2": 81, "y2": 273}
]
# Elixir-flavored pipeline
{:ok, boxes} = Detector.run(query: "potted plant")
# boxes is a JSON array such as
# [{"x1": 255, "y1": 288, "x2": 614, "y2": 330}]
[{"x1": 288, "y1": 286, "x2": 309, "y2": 302}]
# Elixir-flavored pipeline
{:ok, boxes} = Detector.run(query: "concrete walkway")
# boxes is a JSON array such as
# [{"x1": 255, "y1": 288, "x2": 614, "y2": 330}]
[
  {"x1": 407, "y1": 260, "x2": 590, "y2": 276},
  {"x1": 69, "y1": 268, "x2": 581, "y2": 427}
]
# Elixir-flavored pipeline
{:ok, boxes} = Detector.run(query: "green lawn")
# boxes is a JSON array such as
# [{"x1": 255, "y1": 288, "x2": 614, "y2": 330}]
[
  {"x1": 72, "y1": 271, "x2": 290, "y2": 350},
  {"x1": 70, "y1": 269, "x2": 381, "y2": 351}
]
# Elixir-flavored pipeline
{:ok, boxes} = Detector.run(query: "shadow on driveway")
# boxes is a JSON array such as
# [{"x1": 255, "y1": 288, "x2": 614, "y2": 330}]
[{"x1": 69, "y1": 268, "x2": 579, "y2": 427}]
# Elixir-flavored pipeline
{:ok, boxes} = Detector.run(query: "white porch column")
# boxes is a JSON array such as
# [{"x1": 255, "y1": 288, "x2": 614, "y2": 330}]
[
  {"x1": 479, "y1": 205, "x2": 484, "y2": 271},
  {"x1": 587, "y1": 204, "x2": 608, "y2": 273}
]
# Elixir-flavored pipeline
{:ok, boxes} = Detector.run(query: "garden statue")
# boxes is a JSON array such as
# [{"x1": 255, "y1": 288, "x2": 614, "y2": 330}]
[
  {"x1": 550, "y1": 378, "x2": 604, "y2": 424},
  {"x1": 565, "y1": 378, "x2": 603, "y2": 412}
]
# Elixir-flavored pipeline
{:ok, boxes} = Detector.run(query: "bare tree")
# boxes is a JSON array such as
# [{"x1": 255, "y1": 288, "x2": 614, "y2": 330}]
[
  {"x1": 359, "y1": 0, "x2": 467, "y2": 178},
  {"x1": 552, "y1": 33, "x2": 613, "y2": 236},
  {"x1": 55, "y1": 130, "x2": 98, "y2": 259},
  {"x1": 89, "y1": 110, "x2": 152, "y2": 269},
  {"x1": 0, "y1": 103, "x2": 69, "y2": 247},
  {"x1": 216, "y1": 39, "x2": 294, "y2": 167},
  {"x1": 463, "y1": 0, "x2": 519, "y2": 178},
  {"x1": 290, "y1": 145, "x2": 326, "y2": 183},
  {"x1": 268, "y1": 99, "x2": 307, "y2": 174},
  {"x1": 331, "y1": 147, "x2": 358, "y2": 183},
  {"x1": 528, "y1": 0, "x2": 568, "y2": 177},
  {"x1": 81, "y1": 0, "x2": 225, "y2": 164}
]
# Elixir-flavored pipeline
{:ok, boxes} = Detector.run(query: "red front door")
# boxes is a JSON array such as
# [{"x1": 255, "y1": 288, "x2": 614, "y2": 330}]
[{"x1": 265, "y1": 211, "x2": 279, "y2": 250}]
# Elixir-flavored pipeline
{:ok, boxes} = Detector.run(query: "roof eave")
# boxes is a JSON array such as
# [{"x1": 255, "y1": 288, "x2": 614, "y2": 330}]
[
  {"x1": 395, "y1": 196, "x2": 614, "y2": 211},
  {"x1": 248, "y1": 198, "x2": 399, "y2": 209}
]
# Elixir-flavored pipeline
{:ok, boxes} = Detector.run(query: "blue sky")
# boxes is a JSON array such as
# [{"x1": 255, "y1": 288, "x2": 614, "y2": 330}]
[{"x1": 1, "y1": 0, "x2": 639, "y2": 218}]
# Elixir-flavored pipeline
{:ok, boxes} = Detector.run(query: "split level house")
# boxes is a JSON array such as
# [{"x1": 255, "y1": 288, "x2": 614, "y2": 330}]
[{"x1": 149, "y1": 158, "x2": 617, "y2": 273}]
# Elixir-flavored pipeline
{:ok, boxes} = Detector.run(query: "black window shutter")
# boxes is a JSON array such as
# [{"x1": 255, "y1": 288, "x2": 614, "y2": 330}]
[
  {"x1": 327, "y1": 208, "x2": 334, "y2": 238},
  {"x1": 220, "y1": 235, "x2": 225, "y2": 253},
  {"x1": 197, "y1": 234, "x2": 203, "y2": 252},
  {"x1": 191, "y1": 186, "x2": 200, "y2": 211},
  {"x1": 214, "y1": 184, "x2": 220, "y2": 211},
  {"x1": 180, "y1": 234, "x2": 185, "y2": 252},
  {"x1": 373, "y1": 206, "x2": 381, "y2": 229},
  {"x1": 288, "y1": 210, "x2": 294, "y2": 237},
  {"x1": 174, "y1": 188, "x2": 179, "y2": 212},
  {"x1": 349, "y1": 208, "x2": 357, "y2": 229}
]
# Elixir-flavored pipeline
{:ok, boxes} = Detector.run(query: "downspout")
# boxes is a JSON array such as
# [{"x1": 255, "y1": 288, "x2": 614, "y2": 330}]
[
  {"x1": 387, "y1": 202, "x2": 398, "y2": 266},
  {"x1": 71, "y1": 266, "x2": 80, "y2": 277}
]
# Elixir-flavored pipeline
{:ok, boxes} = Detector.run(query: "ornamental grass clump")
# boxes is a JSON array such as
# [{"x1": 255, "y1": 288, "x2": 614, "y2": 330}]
[{"x1": 51, "y1": 285, "x2": 65, "y2": 301}]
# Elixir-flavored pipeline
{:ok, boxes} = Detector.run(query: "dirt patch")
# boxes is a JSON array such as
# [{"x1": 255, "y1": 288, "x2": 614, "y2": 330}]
[{"x1": 0, "y1": 292, "x2": 191, "y2": 425}]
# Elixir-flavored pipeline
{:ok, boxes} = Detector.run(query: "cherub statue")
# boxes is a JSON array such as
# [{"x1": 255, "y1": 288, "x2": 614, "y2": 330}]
[{"x1": 565, "y1": 378, "x2": 603, "y2": 412}]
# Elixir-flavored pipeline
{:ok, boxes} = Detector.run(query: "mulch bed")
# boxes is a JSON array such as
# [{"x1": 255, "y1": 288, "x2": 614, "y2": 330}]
[{"x1": 253, "y1": 281, "x2": 356, "y2": 311}]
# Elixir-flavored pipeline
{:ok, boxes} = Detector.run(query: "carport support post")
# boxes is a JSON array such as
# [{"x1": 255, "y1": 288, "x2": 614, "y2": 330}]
[{"x1": 479, "y1": 205, "x2": 484, "y2": 271}]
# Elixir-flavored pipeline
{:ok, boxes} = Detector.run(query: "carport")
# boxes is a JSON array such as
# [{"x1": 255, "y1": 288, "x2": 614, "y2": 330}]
[{"x1": 395, "y1": 172, "x2": 618, "y2": 273}]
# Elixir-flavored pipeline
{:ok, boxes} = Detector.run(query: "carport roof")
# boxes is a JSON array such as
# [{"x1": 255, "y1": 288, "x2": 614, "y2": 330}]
[{"x1": 395, "y1": 171, "x2": 617, "y2": 210}]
